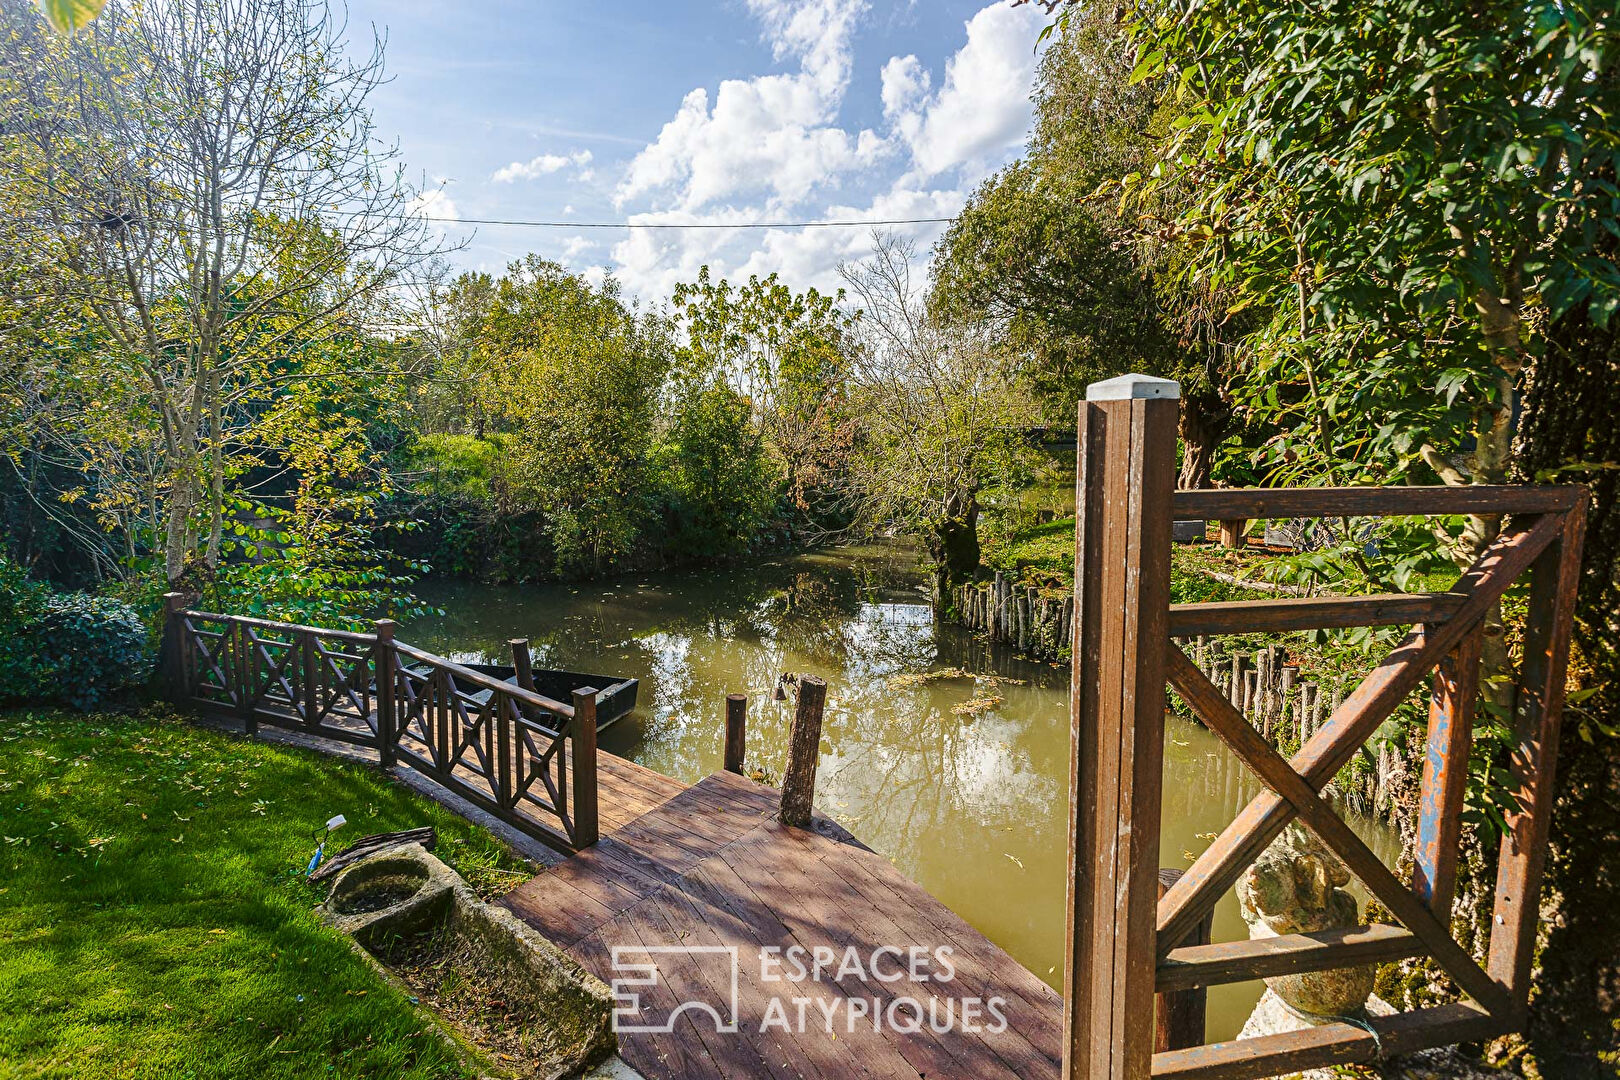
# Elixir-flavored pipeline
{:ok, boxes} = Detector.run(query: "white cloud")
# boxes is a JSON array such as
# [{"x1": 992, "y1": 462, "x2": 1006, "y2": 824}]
[
  {"x1": 408, "y1": 187, "x2": 459, "y2": 221},
  {"x1": 561, "y1": 235, "x2": 595, "y2": 258},
  {"x1": 603, "y1": 2, "x2": 1044, "y2": 302},
  {"x1": 615, "y1": 0, "x2": 884, "y2": 212},
  {"x1": 492, "y1": 149, "x2": 594, "y2": 183},
  {"x1": 886, "y1": 4, "x2": 1044, "y2": 180}
]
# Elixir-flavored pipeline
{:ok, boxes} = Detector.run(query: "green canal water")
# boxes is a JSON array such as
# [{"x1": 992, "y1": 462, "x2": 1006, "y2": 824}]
[{"x1": 406, "y1": 541, "x2": 1399, "y2": 1040}]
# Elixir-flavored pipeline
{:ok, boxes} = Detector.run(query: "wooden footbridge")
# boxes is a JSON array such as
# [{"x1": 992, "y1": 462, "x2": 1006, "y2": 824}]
[{"x1": 159, "y1": 375, "x2": 1585, "y2": 1079}]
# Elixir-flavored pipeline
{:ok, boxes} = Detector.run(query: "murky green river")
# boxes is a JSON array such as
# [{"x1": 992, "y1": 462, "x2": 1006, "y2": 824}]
[{"x1": 406, "y1": 542, "x2": 1398, "y2": 1040}]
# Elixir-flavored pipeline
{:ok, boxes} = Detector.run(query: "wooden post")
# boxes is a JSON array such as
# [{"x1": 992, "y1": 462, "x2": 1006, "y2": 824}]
[
  {"x1": 374, "y1": 620, "x2": 397, "y2": 767},
  {"x1": 724, "y1": 693, "x2": 747, "y2": 775},
  {"x1": 1065, "y1": 374, "x2": 1178, "y2": 1080},
  {"x1": 1411, "y1": 620, "x2": 1482, "y2": 919},
  {"x1": 780, "y1": 674, "x2": 827, "y2": 828},
  {"x1": 1155, "y1": 868, "x2": 1212, "y2": 1052},
  {"x1": 235, "y1": 620, "x2": 257, "y2": 735},
  {"x1": 571, "y1": 687, "x2": 601, "y2": 848},
  {"x1": 157, "y1": 593, "x2": 187, "y2": 702},
  {"x1": 509, "y1": 638, "x2": 536, "y2": 692},
  {"x1": 301, "y1": 633, "x2": 319, "y2": 727},
  {"x1": 1218, "y1": 519, "x2": 1247, "y2": 549},
  {"x1": 1487, "y1": 498, "x2": 1586, "y2": 1017},
  {"x1": 509, "y1": 637, "x2": 538, "y2": 722}
]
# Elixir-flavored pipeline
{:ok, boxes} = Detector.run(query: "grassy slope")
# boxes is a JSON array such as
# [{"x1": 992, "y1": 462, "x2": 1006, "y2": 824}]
[{"x1": 0, "y1": 708, "x2": 531, "y2": 1080}]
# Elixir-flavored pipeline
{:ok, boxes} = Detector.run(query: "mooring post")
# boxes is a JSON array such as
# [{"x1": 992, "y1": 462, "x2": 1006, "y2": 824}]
[
  {"x1": 374, "y1": 619, "x2": 397, "y2": 767},
  {"x1": 509, "y1": 637, "x2": 538, "y2": 722},
  {"x1": 571, "y1": 687, "x2": 601, "y2": 848},
  {"x1": 724, "y1": 693, "x2": 748, "y2": 775},
  {"x1": 1065, "y1": 374, "x2": 1178, "y2": 1080},
  {"x1": 1155, "y1": 868, "x2": 1212, "y2": 1052},
  {"x1": 157, "y1": 592, "x2": 187, "y2": 703},
  {"x1": 780, "y1": 675, "x2": 827, "y2": 828}
]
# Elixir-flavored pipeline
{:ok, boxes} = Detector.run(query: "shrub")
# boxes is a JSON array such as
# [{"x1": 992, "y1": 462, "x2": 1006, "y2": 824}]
[
  {"x1": 657, "y1": 385, "x2": 782, "y2": 560},
  {"x1": 402, "y1": 432, "x2": 504, "y2": 501},
  {"x1": 0, "y1": 558, "x2": 151, "y2": 710},
  {"x1": 0, "y1": 557, "x2": 50, "y2": 703},
  {"x1": 33, "y1": 594, "x2": 152, "y2": 710}
]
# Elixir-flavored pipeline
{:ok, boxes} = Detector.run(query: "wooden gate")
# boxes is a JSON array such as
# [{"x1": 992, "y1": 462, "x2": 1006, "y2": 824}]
[{"x1": 1064, "y1": 375, "x2": 1585, "y2": 1079}]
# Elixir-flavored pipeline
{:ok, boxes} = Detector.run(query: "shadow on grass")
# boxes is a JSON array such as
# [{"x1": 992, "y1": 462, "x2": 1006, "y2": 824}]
[{"x1": 0, "y1": 706, "x2": 531, "y2": 1079}]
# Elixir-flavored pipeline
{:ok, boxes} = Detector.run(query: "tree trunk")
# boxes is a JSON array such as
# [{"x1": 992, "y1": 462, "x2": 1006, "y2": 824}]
[
  {"x1": 1177, "y1": 386, "x2": 1226, "y2": 490},
  {"x1": 1512, "y1": 285, "x2": 1620, "y2": 1072},
  {"x1": 927, "y1": 487, "x2": 981, "y2": 601}
]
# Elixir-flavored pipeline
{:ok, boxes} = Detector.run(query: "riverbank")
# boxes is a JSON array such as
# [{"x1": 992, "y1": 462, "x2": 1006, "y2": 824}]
[{"x1": 947, "y1": 518, "x2": 1407, "y2": 822}]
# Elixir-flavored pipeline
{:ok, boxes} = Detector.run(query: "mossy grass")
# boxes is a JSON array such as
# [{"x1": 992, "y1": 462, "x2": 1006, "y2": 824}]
[{"x1": 0, "y1": 706, "x2": 531, "y2": 1079}]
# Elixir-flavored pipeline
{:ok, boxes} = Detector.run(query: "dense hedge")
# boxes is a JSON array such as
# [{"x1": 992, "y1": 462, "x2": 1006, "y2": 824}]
[{"x1": 0, "y1": 558, "x2": 151, "y2": 710}]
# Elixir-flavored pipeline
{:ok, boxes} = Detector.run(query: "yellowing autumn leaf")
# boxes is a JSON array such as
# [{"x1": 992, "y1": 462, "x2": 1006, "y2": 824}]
[{"x1": 38, "y1": 0, "x2": 108, "y2": 34}]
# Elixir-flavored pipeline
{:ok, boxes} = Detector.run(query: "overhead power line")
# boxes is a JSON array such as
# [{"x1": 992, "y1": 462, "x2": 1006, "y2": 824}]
[{"x1": 411, "y1": 215, "x2": 955, "y2": 230}]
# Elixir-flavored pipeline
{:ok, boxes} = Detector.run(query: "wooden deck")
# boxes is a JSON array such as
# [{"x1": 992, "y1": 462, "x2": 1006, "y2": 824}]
[{"x1": 500, "y1": 769, "x2": 1063, "y2": 1080}]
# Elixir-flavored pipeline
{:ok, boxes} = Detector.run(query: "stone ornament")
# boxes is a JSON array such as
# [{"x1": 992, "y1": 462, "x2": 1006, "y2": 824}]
[{"x1": 1237, "y1": 822, "x2": 1376, "y2": 1018}]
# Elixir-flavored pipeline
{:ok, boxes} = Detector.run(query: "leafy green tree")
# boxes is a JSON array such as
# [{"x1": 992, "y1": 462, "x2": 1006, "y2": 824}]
[
  {"x1": 932, "y1": 11, "x2": 1236, "y2": 488},
  {"x1": 671, "y1": 268, "x2": 857, "y2": 526},
  {"x1": 1125, "y1": 0, "x2": 1620, "y2": 512},
  {"x1": 0, "y1": 0, "x2": 439, "y2": 586},
  {"x1": 657, "y1": 384, "x2": 780, "y2": 560},
  {"x1": 450, "y1": 258, "x2": 672, "y2": 577}
]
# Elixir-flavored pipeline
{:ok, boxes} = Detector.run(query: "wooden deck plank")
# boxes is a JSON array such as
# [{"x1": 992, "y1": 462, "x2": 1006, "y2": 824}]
[
  {"x1": 502, "y1": 772, "x2": 1062, "y2": 1080},
  {"x1": 711, "y1": 823, "x2": 1016, "y2": 1080},
  {"x1": 790, "y1": 823, "x2": 1063, "y2": 1078}
]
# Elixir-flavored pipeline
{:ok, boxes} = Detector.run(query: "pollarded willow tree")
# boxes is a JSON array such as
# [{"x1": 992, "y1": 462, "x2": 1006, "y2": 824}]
[
  {"x1": 0, "y1": 0, "x2": 443, "y2": 588},
  {"x1": 840, "y1": 232, "x2": 1038, "y2": 598}
]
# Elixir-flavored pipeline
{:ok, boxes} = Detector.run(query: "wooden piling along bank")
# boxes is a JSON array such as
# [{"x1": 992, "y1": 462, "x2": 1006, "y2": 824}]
[
  {"x1": 952, "y1": 572, "x2": 1073, "y2": 656},
  {"x1": 1064, "y1": 374, "x2": 1587, "y2": 1080}
]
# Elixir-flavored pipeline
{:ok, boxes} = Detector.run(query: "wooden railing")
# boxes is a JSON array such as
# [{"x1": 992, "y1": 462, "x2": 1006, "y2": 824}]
[
  {"x1": 1063, "y1": 376, "x2": 1585, "y2": 1080},
  {"x1": 158, "y1": 599, "x2": 599, "y2": 851}
]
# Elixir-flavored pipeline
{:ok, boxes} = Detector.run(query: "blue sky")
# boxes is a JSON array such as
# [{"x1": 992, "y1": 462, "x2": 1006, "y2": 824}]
[{"x1": 342, "y1": 0, "x2": 1049, "y2": 301}]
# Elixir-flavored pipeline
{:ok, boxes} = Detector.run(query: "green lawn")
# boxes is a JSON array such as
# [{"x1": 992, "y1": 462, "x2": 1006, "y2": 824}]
[{"x1": 0, "y1": 707, "x2": 531, "y2": 1080}]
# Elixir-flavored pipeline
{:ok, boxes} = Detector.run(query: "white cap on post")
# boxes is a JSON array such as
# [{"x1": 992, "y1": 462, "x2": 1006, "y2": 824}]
[{"x1": 1085, "y1": 373, "x2": 1180, "y2": 401}]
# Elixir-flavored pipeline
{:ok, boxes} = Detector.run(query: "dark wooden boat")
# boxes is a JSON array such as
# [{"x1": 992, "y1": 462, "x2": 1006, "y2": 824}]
[{"x1": 457, "y1": 663, "x2": 638, "y2": 732}]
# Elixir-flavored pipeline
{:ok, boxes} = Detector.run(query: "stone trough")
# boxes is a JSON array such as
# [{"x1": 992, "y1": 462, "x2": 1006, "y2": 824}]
[{"x1": 322, "y1": 843, "x2": 617, "y2": 1080}]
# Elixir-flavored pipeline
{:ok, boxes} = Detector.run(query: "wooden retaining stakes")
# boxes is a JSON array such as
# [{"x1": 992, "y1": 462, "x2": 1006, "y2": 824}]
[
  {"x1": 951, "y1": 575, "x2": 1073, "y2": 658},
  {"x1": 724, "y1": 693, "x2": 747, "y2": 775},
  {"x1": 780, "y1": 675, "x2": 827, "y2": 828}
]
